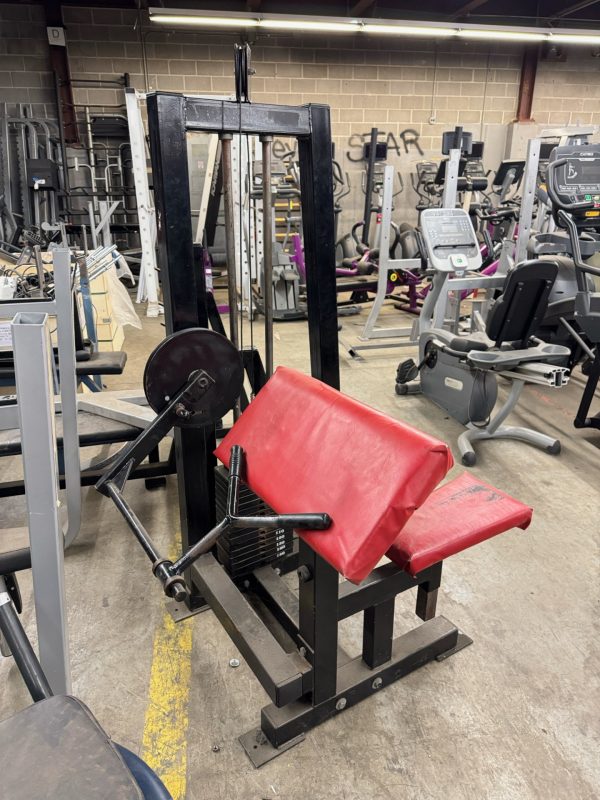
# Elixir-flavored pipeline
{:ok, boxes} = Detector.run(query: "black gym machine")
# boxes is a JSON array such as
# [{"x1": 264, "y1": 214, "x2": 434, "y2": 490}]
[{"x1": 91, "y1": 50, "x2": 464, "y2": 767}]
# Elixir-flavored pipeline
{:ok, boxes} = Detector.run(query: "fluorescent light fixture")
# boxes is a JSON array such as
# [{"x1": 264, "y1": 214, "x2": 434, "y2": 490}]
[
  {"x1": 150, "y1": 14, "x2": 259, "y2": 27},
  {"x1": 148, "y1": 9, "x2": 600, "y2": 47},
  {"x1": 261, "y1": 20, "x2": 354, "y2": 33},
  {"x1": 550, "y1": 33, "x2": 600, "y2": 44},
  {"x1": 361, "y1": 24, "x2": 455, "y2": 37},
  {"x1": 458, "y1": 29, "x2": 545, "y2": 42}
]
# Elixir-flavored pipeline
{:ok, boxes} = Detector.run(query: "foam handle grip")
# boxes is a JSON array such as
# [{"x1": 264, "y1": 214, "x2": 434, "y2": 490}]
[{"x1": 293, "y1": 513, "x2": 332, "y2": 530}]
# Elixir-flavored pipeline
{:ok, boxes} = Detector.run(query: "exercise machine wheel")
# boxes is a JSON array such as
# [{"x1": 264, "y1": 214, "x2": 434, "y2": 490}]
[{"x1": 461, "y1": 452, "x2": 477, "y2": 467}]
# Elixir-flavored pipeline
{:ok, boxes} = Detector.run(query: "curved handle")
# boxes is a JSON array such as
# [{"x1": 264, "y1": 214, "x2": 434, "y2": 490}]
[
  {"x1": 352, "y1": 221, "x2": 365, "y2": 247},
  {"x1": 332, "y1": 159, "x2": 344, "y2": 185},
  {"x1": 557, "y1": 209, "x2": 600, "y2": 278}
]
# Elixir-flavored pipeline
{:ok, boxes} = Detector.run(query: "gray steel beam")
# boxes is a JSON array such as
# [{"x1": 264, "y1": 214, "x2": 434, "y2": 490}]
[{"x1": 12, "y1": 311, "x2": 71, "y2": 694}]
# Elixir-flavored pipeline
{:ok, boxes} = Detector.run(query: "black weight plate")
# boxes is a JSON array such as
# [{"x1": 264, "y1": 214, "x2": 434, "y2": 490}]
[{"x1": 143, "y1": 329, "x2": 243, "y2": 426}]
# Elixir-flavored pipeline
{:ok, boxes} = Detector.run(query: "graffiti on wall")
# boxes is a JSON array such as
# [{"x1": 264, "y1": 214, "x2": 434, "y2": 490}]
[
  {"x1": 270, "y1": 128, "x2": 423, "y2": 164},
  {"x1": 345, "y1": 130, "x2": 423, "y2": 162}
]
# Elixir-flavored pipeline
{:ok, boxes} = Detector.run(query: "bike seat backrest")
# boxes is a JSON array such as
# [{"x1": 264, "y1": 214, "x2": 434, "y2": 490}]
[
  {"x1": 486, "y1": 259, "x2": 559, "y2": 349},
  {"x1": 400, "y1": 228, "x2": 420, "y2": 260}
]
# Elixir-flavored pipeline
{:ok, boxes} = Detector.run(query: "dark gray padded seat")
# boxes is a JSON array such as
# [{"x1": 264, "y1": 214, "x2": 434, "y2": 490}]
[
  {"x1": 75, "y1": 350, "x2": 127, "y2": 375},
  {"x1": 0, "y1": 350, "x2": 127, "y2": 380},
  {"x1": 0, "y1": 695, "x2": 143, "y2": 799},
  {"x1": 0, "y1": 410, "x2": 143, "y2": 456}
]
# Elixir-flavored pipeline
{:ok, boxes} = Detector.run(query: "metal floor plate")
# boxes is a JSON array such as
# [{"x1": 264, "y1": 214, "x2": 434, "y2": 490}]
[
  {"x1": 166, "y1": 598, "x2": 210, "y2": 622},
  {"x1": 239, "y1": 728, "x2": 305, "y2": 768},
  {"x1": 436, "y1": 631, "x2": 473, "y2": 661}
]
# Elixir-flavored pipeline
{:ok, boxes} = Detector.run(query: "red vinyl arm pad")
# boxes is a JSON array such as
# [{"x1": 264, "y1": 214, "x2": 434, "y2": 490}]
[
  {"x1": 387, "y1": 472, "x2": 533, "y2": 577},
  {"x1": 215, "y1": 367, "x2": 453, "y2": 583}
]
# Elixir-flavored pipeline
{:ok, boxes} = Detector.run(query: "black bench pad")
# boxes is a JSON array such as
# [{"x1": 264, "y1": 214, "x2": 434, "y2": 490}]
[
  {"x1": 75, "y1": 350, "x2": 127, "y2": 376},
  {"x1": 0, "y1": 410, "x2": 142, "y2": 456},
  {"x1": 0, "y1": 695, "x2": 142, "y2": 799}
]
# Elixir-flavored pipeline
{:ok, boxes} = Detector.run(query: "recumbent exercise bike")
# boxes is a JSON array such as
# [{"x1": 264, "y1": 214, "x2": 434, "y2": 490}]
[{"x1": 396, "y1": 206, "x2": 571, "y2": 466}]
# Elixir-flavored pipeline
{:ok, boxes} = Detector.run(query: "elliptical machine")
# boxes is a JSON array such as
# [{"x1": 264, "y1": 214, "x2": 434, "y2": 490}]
[{"x1": 545, "y1": 145, "x2": 600, "y2": 430}]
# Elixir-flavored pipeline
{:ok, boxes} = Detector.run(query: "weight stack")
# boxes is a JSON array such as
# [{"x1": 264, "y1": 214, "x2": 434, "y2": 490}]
[{"x1": 214, "y1": 465, "x2": 294, "y2": 579}]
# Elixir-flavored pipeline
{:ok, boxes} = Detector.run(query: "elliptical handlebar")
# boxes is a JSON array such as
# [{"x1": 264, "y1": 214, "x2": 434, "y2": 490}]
[
  {"x1": 544, "y1": 152, "x2": 600, "y2": 277},
  {"x1": 556, "y1": 209, "x2": 600, "y2": 279},
  {"x1": 475, "y1": 206, "x2": 517, "y2": 223}
]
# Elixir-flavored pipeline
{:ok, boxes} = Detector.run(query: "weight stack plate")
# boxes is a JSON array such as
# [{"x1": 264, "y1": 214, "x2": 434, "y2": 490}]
[{"x1": 214, "y1": 466, "x2": 294, "y2": 579}]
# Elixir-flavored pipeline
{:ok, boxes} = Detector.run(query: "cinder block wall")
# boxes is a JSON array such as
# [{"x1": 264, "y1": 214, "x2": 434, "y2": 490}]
[
  {"x1": 2, "y1": 3, "x2": 600, "y2": 224},
  {"x1": 533, "y1": 55, "x2": 600, "y2": 127},
  {"x1": 0, "y1": 3, "x2": 55, "y2": 116},
  {"x1": 59, "y1": 5, "x2": 524, "y2": 224}
]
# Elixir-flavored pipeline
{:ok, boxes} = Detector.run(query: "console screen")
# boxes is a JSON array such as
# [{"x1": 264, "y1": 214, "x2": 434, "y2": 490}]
[
  {"x1": 563, "y1": 160, "x2": 600, "y2": 188},
  {"x1": 441, "y1": 221, "x2": 461, "y2": 234}
]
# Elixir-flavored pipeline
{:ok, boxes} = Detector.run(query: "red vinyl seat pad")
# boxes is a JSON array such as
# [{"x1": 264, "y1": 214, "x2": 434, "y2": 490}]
[
  {"x1": 215, "y1": 367, "x2": 453, "y2": 583},
  {"x1": 387, "y1": 472, "x2": 533, "y2": 576}
]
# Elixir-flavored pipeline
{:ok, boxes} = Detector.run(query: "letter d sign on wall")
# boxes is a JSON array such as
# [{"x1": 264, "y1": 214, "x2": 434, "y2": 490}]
[{"x1": 47, "y1": 27, "x2": 67, "y2": 47}]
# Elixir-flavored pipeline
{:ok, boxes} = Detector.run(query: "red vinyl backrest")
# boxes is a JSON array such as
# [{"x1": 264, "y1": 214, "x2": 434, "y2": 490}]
[{"x1": 215, "y1": 367, "x2": 453, "y2": 583}]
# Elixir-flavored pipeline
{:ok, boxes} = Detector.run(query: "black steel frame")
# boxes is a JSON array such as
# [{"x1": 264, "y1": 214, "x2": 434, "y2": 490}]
[
  {"x1": 574, "y1": 348, "x2": 600, "y2": 429},
  {"x1": 191, "y1": 552, "x2": 466, "y2": 765},
  {"x1": 145, "y1": 93, "x2": 467, "y2": 764},
  {"x1": 147, "y1": 93, "x2": 340, "y2": 598},
  {"x1": 0, "y1": 575, "x2": 52, "y2": 703}
]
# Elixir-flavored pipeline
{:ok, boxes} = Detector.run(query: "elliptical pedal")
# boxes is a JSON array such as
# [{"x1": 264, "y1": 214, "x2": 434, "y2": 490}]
[
  {"x1": 396, "y1": 358, "x2": 419, "y2": 384},
  {"x1": 395, "y1": 357, "x2": 422, "y2": 395}
]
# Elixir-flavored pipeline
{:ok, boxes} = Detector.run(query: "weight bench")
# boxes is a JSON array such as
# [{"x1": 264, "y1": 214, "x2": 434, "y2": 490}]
[
  {"x1": 98, "y1": 357, "x2": 532, "y2": 767},
  {"x1": 0, "y1": 408, "x2": 173, "y2": 499},
  {"x1": 0, "y1": 574, "x2": 171, "y2": 799},
  {"x1": 74, "y1": 349, "x2": 128, "y2": 392},
  {"x1": 0, "y1": 348, "x2": 127, "y2": 391},
  {"x1": 76, "y1": 349, "x2": 128, "y2": 376}
]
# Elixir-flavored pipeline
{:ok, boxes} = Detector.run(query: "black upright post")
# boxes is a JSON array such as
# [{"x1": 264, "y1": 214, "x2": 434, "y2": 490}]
[
  {"x1": 298, "y1": 540, "x2": 339, "y2": 704},
  {"x1": 147, "y1": 92, "x2": 215, "y2": 601},
  {"x1": 298, "y1": 105, "x2": 340, "y2": 391},
  {"x1": 575, "y1": 349, "x2": 600, "y2": 427}
]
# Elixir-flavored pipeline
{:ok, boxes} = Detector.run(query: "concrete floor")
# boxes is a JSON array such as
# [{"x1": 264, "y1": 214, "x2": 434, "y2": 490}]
[{"x1": 1, "y1": 298, "x2": 599, "y2": 800}]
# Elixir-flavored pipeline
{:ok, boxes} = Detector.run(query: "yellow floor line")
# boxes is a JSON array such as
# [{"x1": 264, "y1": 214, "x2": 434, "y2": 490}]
[{"x1": 141, "y1": 549, "x2": 194, "y2": 800}]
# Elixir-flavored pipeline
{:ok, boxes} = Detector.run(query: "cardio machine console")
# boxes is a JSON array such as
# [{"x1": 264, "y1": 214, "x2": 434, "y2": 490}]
[
  {"x1": 420, "y1": 208, "x2": 482, "y2": 273},
  {"x1": 549, "y1": 146, "x2": 600, "y2": 218}
]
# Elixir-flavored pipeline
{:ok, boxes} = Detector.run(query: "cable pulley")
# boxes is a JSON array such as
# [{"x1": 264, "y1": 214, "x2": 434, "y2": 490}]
[{"x1": 234, "y1": 43, "x2": 252, "y2": 103}]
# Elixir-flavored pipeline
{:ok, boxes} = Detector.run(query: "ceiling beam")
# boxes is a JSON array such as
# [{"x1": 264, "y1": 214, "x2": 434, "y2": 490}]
[
  {"x1": 448, "y1": 0, "x2": 490, "y2": 21},
  {"x1": 550, "y1": 0, "x2": 600, "y2": 19},
  {"x1": 349, "y1": 0, "x2": 376, "y2": 16}
]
